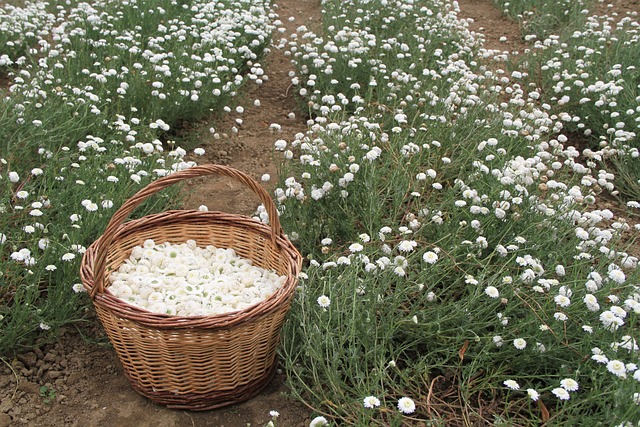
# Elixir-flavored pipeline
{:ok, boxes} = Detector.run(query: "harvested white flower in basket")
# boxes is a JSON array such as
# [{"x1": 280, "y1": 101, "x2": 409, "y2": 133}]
[{"x1": 80, "y1": 164, "x2": 302, "y2": 410}]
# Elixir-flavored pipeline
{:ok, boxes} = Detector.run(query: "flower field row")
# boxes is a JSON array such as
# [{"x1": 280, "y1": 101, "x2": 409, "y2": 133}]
[
  {"x1": 514, "y1": 5, "x2": 640, "y2": 200},
  {"x1": 0, "y1": 0, "x2": 275, "y2": 354},
  {"x1": 272, "y1": 0, "x2": 640, "y2": 425}
]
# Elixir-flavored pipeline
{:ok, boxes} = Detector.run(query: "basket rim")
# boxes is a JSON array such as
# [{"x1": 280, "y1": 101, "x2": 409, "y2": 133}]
[{"x1": 80, "y1": 209, "x2": 302, "y2": 329}]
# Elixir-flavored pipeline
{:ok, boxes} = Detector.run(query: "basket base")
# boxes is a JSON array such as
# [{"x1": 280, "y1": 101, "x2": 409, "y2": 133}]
[{"x1": 125, "y1": 360, "x2": 278, "y2": 411}]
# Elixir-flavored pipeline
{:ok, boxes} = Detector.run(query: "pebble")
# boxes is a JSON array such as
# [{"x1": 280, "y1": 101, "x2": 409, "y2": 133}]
[
  {"x1": 43, "y1": 353, "x2": 57, "y2": 363},
  {"x1": 45, "y1": 370, "x2": 63, "y2": 380},
  {"x1": 17, "y1": 381, "x2": 40, "y2": 395},
  {"x1": 0, "y1": 413, "x2": 12, "y2": 427},
  {"x1": 33, "y1": 347, "x2": 44, "y2": 359},
  {"x1": 17, "y1": 352, "x2": 37, "y2": 369},
  {"x1": 0, "y1": 375, "x2": 11, "y2": 388}
]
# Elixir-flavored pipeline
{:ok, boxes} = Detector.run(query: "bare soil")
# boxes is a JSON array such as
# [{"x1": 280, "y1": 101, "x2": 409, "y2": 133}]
[
  {"x1": 457, "y1": 0, "x2": 527, "y2": 53},
  {"x1": 181, "y1": 1, "x2": 319, "y2": 215},
  {"x1": 1, "y1": 1, "x2": 637, "y2": 427}
]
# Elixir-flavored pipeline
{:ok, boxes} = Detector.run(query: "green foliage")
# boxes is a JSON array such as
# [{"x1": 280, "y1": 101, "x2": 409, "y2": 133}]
[
  {"x1": 0, "y1": 0, "x2": 274, "y2": 355},
  {"x1": 275, "y1": 0, "x2": 640, "y2": 425},
  {"x1": 493, "y1": 0, "x2": 594, "y2": 39},
  {"x1": 39, "y1": 385, "x2": 56, "y2": 405}
]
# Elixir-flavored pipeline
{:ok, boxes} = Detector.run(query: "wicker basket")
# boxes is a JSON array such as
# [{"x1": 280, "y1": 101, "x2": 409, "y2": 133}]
[{"x1": 80, "y1": 164, "x2": 302, "y2": 410}]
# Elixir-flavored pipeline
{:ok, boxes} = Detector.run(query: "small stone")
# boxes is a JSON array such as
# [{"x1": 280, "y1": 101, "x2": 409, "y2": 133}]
[
  {"x1": 11, "y1": 407, "x2": 21, "y2": 416},
  {"x1": 0, "y1": 375, "x2": 11, "y2": 388},
  {"x1": 17, "y1": 352, "x2": 37, "y2": 368},
  {"x1": 46, "y1": 370, "x2": 62, "y2": 380},
  {"x1": 17, "y1": 380, "x2": 40, "y2": 395},
  {"x1": 33, "y1": 347, "x2": 44, "y2": 359},
  {"x1": 0, "y1": 413, "x2": 12, "y2": 427},
  {"x1": 37, "y1": 365, "x2": 47, "y2": 377},
  {"x1": 43, "y1": 353, "x2": 57, "y2": 363}
]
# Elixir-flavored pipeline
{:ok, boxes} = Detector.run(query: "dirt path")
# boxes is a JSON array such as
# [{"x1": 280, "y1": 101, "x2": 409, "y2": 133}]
[
  {"x1": 182, "y1": 1, "x2": 319, "y2": 215},
  {"x1": 456, "y1": 0, "x2": 526, "y2": 53}
]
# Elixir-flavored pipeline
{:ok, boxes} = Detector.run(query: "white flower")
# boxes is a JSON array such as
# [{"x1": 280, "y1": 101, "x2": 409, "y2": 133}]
[
  {"x1": 485, "y1": 286, "x2": 499, "y2": 298},
  {"x1": 359, "y1": 233, "x2": 371, "y2": 243},
  {"x1": 554, "y1": 312, "x2": 568, "y2": 322},
  {"x1": 591, "y1": 354, "x2": 608, "y2": 364},
  {"x1": 9, "y1": 171, "x2": 19, "y2": 182},
  {"x1": 513, "y1": 338, "x2": 527, "y2": 350},
  {"x1": 606, "y1": 266, "x2": 626, "y2": 283},
  {"x1": 503, "y1": 380, "x2": 520, "y2": 390},
  {"x1": 61, "y1": 253, "x2": 76, "y2": 261},
  {"x1": 607, "y1": 360, "x2": 627, "y2": 378},
  {"x1": 72, "y1": 283, "x2": 86, "y2": 293},
  {"x1": 554, "y1": 295, "x2": 571, "y2": 307},
  {"x1": 397, "y1": 397, "x2": 416, "y2": 414},
  {"x1": 261, "y1": 174, "x2": 271, "y2": 182},
  {"x1": 422, "y1": 251, "x2": 438, "y2": 264},
  {"x1": 39, "y1": 323, "x2": 51, "y2": 331},
  {"x1": 363, "y1": 396, "x2": 381, "y2": 408},
  {"x1": 309, "y1": 416, "x2": 328, "y2": 427},
  {"x1": 397, "y1": 240, "x2": 417, "y2": 252},
  {"x1": 193, "y1": 148, "x2": 205, "y2": 156},
  {"x1": 560, "y1": 378, "x2": 579, "y2": 392},
  {"x1": 583, "y1": 294, "x2": 600, "y2": 311},
  {"x1": 527, "y1": 389, "x2": 540, "y2": 401},
  {"x1": 317, "y1": 295, "x2": 331, "y2": 308},
  {"x1": 552, "y1": 387, "x2": 570, "y2": 400},
  {"x1": 269, "y1": 410, "x2": 279, "y2": 418},
  {"x1": 349, "y1": 243, "x2": 364, "y2": 253}
]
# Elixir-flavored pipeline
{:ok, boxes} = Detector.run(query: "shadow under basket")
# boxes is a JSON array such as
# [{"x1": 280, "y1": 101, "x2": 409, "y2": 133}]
[{"x1": 80, "y1": 165, "x2": 302, "y2": 410}]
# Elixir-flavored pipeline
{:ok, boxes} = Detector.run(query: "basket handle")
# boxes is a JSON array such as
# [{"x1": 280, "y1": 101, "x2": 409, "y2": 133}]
[{"x1": 90, "y1": 164, "x2": 283, "y2": 298}]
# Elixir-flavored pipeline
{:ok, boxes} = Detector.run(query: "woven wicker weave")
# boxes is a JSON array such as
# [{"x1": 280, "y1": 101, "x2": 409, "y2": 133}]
[{"x1": 80, "y1": 165, "x2": 302, "y2": 410}]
